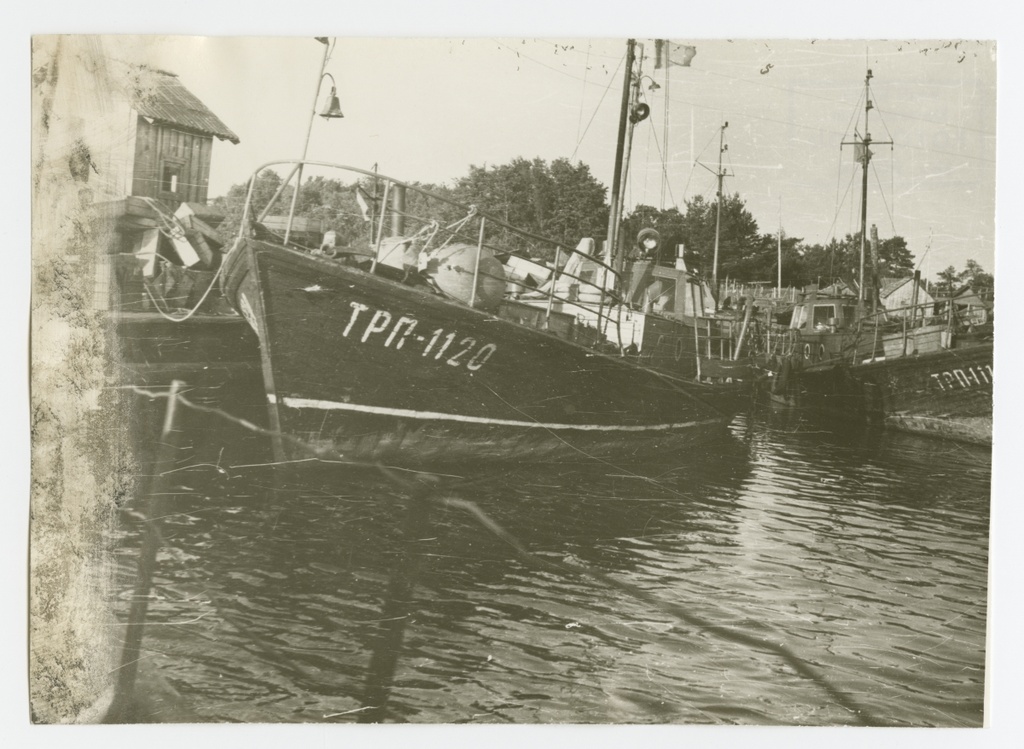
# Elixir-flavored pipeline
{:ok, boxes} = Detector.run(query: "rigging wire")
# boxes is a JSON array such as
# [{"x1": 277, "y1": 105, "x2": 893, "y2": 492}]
[
  {"x1": 831, "y1": 146, "x2": 845, "y2": 246},
  {"x1": 570, "y1": 51, "x2": 625, "y2": 163},
  {"x1": 499, "y1": 38, "x2": 992, "y2": 138},
  {"x1": 495, "y1": 39, "x2": 993, "y2": 168},
  {"x1": 640, "y1": 112, "x2": 655, "y2": 206},
  {"x1": 869, "y1": 88, "x2": 896, "y2": 145},
  {"x1": 824, "y1": 160, "x2": 861, "y2": 248},
  {"x1": 870, "y1": 151, "x2": 899, "y2": 236},
  {"x1": 842, "y1": 88, "x2": 867, "y2": 145},
  {"x1": 643, "y1": 114, "x2": 677, "y2": 209},
  {"x1": 574, "y1": 41, "x2": 592, "y2": 150},
  {"x1": 680, "y1": 128, "x2": 721, "y2": 203},
  {"x1": 491, "y1": 38, "x2": 615, "y2": 87},
  {"x1": 658, "y1": 84, "x2": 993, "y2": 165}
]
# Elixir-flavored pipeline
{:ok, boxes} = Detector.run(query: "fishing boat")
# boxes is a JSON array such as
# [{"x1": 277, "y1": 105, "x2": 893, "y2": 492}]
[
  {"x1": 514, "y1": 41, "x2": 758, "y2": 392},
  {"x1": 758, "y1": 70, "x2": 993, "y2": 445},
  {"x1": 220, "y1": 160, "x2": 729, "y2": 463},
  {"x1": 763, "y1": 283, "x2": 993, "y2": 443}
]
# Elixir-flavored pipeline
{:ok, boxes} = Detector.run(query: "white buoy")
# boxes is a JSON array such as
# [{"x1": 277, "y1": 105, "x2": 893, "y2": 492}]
[{"x1": 422, "y1": 243, "x2": 506, "y2": 310}]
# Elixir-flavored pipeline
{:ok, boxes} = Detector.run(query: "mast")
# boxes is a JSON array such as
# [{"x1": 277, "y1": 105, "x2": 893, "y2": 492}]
[
  {"x1": 843, "y1": 68, "x2": 891, "y2": 306},
  {"x1": 777, "y1": 196, "x2": 782, "y2": 295},
  {"x1": 711, "y1": 121, "x2": 728, "y2": 294},
  {"x1": 660, "y1": 53, "x2": 670, "y2": 210},
  {"x1": 607, "y1": 39, "x2": 636, "y2": 274},
  {"x1": 285, "y1": 38, "x2": 332, "y2": 245}
]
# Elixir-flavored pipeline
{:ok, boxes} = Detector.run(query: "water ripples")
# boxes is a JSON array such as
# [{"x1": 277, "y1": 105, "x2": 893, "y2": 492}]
[{"x1": 111, "y1": 403, "x2": 990, "y2": 725}]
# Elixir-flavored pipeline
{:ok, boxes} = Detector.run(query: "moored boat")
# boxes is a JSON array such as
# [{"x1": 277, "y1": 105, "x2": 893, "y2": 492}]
[
  {"x1": 755, "y1": 68, "x2": 993, "y2": 446},
  {"x1": 221, "y1": 161, "x2": 729, "y2": 463},
  {"x1": 761, "y1": 289, "x2": 993, "y2": 444}
]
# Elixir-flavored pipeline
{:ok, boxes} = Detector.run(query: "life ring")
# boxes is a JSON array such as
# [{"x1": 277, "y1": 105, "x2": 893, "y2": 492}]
[
  {"x1": 818, "y1": 343, "x2": 826, "y2": 361},
  {"x1": 803, "y1": 343, "x2": 811, "y2": 360}
]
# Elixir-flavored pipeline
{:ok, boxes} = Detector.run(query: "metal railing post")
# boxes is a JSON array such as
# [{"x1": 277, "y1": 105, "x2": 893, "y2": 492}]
[
  {"x1": 470, "y1": 216, "x2": 485, "y2": 308},
  {"x1": 369, "y1": 180, "x2": 391, "y2": 275},
  {"x1": 544, "y1": 246, "x2": 562, "y2": 330}
]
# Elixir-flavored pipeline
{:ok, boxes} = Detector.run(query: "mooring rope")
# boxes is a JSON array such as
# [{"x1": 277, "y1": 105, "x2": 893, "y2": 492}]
[{"x1": 133, "y1": 199, "x2": 234, "y2": 323}]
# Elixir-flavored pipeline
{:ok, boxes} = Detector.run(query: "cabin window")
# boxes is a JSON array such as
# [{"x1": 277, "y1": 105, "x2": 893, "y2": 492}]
[
  {"x1": 813, "y1": 304, "x2": 837, "y2": 329},
  {"x1": 651, "y1": 278, "x2": 676, "y2": 312},
  {"x1": 843, "y1": 305, "x2": 857, "y2": 325},
  {"x1": 790, "y1": 305, "x2": 808, "y2": 329},
  {"x1": 161, "y1": 163, "x2": 181, "y2": 193}
]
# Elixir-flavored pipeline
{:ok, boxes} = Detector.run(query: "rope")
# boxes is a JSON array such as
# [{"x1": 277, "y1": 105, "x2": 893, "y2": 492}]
[
  {"x1": 141, "y1": 258, "x2": 227, "y2": 323},
  {"x1": 570, "y1": 51, "x2": 625, "y2": 163},
  {"x1": 133, "y1": 198, "x2": 234, "y2": 323},
  {"x1": 435, "y1": 206, "x2": 478, "y2": 251}
]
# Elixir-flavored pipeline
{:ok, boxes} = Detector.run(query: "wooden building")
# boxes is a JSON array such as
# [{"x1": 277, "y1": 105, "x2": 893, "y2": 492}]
[
  {"x1": 35, "y1": 45, "x2": 264, "y2": 389},
  {"x1": 34, "y1": 42, "x2": 239, "y2": 210},
  {"x1": 951, "y1": 283, "x2": 994, "y2": 325},
  {"x1": 879, "y1": 276, "x2": 935, "y2": 317},
  {"x1": 126, "y1": 68, "x2": 239, "y2": 206}
]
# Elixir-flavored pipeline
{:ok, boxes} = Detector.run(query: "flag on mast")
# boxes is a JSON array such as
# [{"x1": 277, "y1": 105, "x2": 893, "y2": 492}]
[{"x1": 654, "y1": 40, "x2": 696, "y2": 69}]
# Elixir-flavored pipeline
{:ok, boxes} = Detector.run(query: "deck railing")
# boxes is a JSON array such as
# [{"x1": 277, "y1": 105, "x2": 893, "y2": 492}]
[{"x1": 237, "y1": 160, "x2": 629, "y2": 347}]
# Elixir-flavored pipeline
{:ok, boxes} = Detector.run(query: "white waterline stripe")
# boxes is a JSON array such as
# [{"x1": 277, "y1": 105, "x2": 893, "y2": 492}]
[{"x1": 269, "y1": 394, "x2": 714, "y2": 433}]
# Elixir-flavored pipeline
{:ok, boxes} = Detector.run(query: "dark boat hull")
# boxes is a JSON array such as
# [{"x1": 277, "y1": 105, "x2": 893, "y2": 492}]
[
  {"x1": 787, "y1": 344, "x2": 993, "y2": 445},
  {"x1": 222, "y1": 239, "x2": 728, "y2": 462}
]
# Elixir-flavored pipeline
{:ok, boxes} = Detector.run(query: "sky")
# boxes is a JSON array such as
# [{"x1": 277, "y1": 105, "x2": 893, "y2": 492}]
[{"x1": 103, "y1": 35, "x2": 998, "y2": 281}]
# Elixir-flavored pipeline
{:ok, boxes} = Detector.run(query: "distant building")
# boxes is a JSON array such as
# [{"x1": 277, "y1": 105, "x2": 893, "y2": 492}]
[
  {"x1": 819, "y1": 280, "x2": 857, "y2": 297},
  {"x1": 879, "y1": 276, "x2": 934, "y2": 317},
  {"x1": 951, "y1": 282, "x2": 993, "y2": 324}
]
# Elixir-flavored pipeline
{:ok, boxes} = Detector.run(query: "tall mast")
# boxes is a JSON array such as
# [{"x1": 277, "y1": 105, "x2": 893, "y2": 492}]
[
  {"x1": 711, "y1": 121, "x2": 729, "y2": 293},
  {"x1": 607, "y1": 39, "x2": 636, "y2": 274},
  {"x1": 843, "y1": 68, "x2": 891, "y2": 305},
  {"x1": 660, "y1": 54, "x2": 670, "y2": 209},
  {"x1": 777, "y1": 196, "x2": 783, "y2": 295}
]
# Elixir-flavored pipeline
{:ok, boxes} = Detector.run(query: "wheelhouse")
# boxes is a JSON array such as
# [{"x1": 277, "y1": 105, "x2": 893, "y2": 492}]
[{"x1": 789, "y1": 297, "x2": 861, "y2": 334}]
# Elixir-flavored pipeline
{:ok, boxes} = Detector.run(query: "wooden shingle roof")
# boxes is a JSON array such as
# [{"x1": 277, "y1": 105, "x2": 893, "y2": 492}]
[{"x1": 127, "y1": 67, "x2": 240, "y2": 144}]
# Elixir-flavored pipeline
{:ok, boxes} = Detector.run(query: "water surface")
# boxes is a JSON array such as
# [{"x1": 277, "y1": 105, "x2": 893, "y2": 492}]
[{"x1": 113, "y1": 400, "x2": 990, "y2": 726}]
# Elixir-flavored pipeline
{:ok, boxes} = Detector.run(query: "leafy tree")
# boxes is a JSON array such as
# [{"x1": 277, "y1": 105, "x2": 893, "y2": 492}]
[
  {"x1": 214, "y1": 157, "x2": 609, "y2": 260},
  {"x1": 876, "y1": 236, "x2": 914, "y2": 278},
  {"x1": 790, "y1": 232, "x2": 914, "y2": 290},
  {"x1": 962, "y1": 259, "x2": 994, "y2": 300},
  {"x1": 929, "y1": 259, "x2": 993, "y2": 302},
  {"x1": 677, "y1": 192, "x2": 761, "y2": 282},
  {"x1": 744, "y1": 232, "x2": 804, "y2": 288},
  {"x1": 934, "y1": 265, "x2": 964, "y2": 297},
  {"x1": 213, "y1": 169, "x2": 291, "y2": 242},
  {"x1": 619, "y1": 204, "x2": 686, "y2": 264},
  {"x1": 451, "y1": 157, "x2": 608, "y2": 258},
  {"x1": 794, "y1": 237, "x2": 849, "y2": 288}
]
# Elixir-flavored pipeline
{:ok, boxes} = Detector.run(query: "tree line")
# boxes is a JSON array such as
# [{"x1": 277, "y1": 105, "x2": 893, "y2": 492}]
[{"x1": 213, "y1": 156, "x2": 992, "y2": 300}]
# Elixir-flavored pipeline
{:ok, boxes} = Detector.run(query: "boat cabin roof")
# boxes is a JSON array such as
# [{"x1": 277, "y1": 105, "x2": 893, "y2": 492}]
[{"x1": 789, "y1": 294, "x2": 863, "y2": 332}]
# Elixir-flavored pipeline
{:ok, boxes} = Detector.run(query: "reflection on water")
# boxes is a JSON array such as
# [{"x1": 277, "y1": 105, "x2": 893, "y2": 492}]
[{"x1": 113, "y1": 397, "x2": 990, "y2": 726}]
